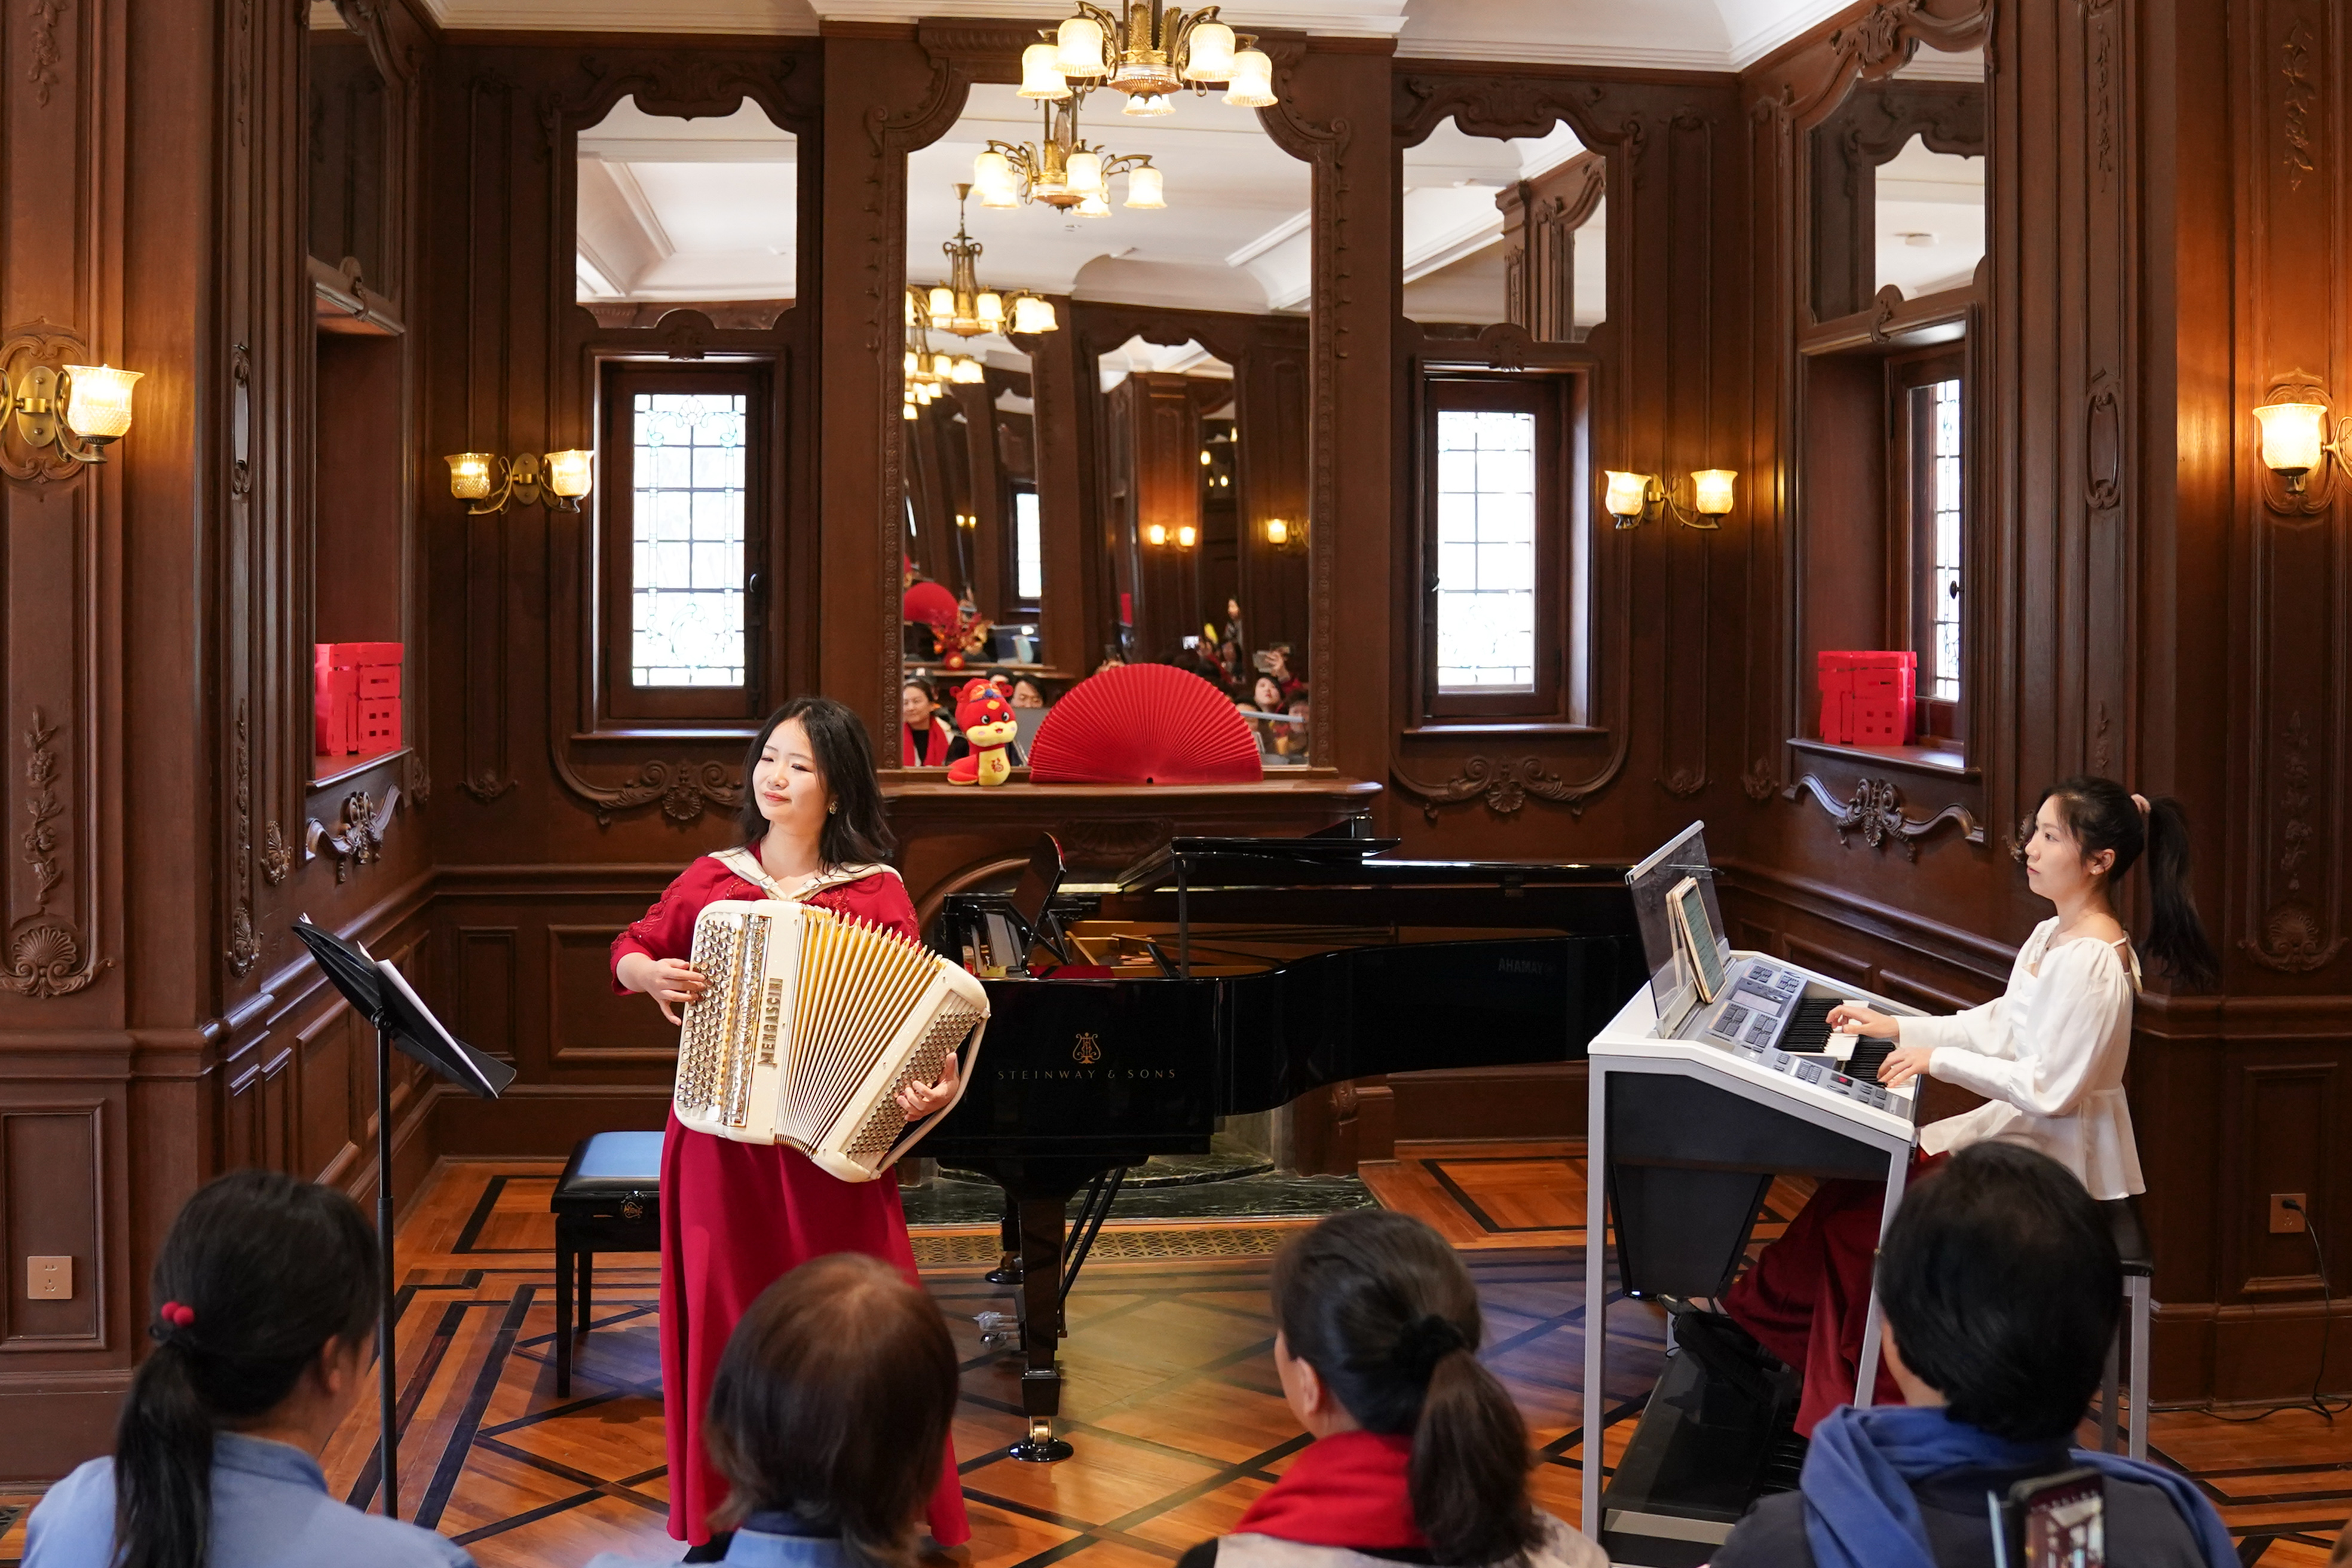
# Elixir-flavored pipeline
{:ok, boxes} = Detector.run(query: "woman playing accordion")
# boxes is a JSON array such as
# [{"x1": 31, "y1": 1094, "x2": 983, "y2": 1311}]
[{"x1": 612, "y1": 697, "x2": 970, "y2": 1559}]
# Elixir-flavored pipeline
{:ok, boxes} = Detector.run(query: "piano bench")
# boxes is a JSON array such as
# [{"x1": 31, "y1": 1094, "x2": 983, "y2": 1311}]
[
  {"x1": 2097, "y1": 1195, "x2": 2154, "y2": 1461},
  {"x1": 552, "y1": 1131, "x2": 664, "y2": 1397}
]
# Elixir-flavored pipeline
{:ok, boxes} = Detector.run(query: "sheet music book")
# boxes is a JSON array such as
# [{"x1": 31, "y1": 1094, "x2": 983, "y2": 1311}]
[{"x1": 293, "y1": 917, "x2": 514, "y2": 1098}]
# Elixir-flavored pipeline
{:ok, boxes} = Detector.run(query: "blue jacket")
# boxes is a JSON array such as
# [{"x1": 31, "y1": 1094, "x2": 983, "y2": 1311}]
[
  {"x1": 25, "y1": 1431, "x2": 473, "y2": 1568},
  {"x1": 586, "y1": 1512, "x2": 859, "y2": 1568}
]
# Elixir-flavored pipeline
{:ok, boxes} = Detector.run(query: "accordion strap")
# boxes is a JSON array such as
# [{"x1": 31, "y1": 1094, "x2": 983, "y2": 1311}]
[{"x1": 710, "y1": 846, "x2": 901, "y2": 905}]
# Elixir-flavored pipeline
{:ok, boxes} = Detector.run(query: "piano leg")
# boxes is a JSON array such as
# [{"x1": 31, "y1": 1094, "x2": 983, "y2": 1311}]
[
  {"x1": 977, "y1": 1157, "x2": 1128, "y2": 1463},
  {"x1": 987, "y1": 1192, "x2": 1022, "y2": 1285}
]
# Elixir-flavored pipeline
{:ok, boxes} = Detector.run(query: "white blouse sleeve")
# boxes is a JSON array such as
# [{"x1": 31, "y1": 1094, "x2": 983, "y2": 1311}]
[
  {"x1": 1897, "y1": 994, "x2": 2014, "y2": 1060},
  {"x1": 1919, "y1": 942, "x2": 2131, "y2": 1118}
]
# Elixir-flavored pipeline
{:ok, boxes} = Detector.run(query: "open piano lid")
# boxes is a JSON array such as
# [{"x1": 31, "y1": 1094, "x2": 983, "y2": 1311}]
[{"x1": 1114, "y1": 829, "x2": 1408, "y2": 893}]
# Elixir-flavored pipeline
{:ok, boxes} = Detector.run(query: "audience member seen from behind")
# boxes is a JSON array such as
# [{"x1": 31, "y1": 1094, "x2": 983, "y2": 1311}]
[
  {"x1": 1713, "y1": 1142, "x2": 2235, "y2": 1568},
  {"x1": 25, "y1": 1169, "x2": 472, "y2": 1568},
  {"x1": 1178, "y1": 1210, "x2": 1604, "y2": 1568},
  {"x1": 586, "y1": 1252, "x2": 958, "y2": 1568}
]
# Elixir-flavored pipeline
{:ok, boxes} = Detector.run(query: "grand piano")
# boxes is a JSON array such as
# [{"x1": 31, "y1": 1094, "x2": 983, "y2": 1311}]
[{"x1": 923, "y1": 828, "x2": 1647, "y2": 1459}]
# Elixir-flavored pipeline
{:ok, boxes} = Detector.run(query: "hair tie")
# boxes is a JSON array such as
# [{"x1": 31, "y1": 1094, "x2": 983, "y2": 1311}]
[
  {"x1": 1394, "y1": 1313, "x2": 1468, "y2": 1380},
  {"x1": 151, "y1": 1300, "x2": 196, "y2": 1341},
  {"x1": 2132, "y1": 792, "x2": 2152, "y2": 819}
]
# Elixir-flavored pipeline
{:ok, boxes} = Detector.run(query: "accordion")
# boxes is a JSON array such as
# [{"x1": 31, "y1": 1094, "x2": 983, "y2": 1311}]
[{"x1": 671, "y1": 899, "x2": 990, "y2": 1180}]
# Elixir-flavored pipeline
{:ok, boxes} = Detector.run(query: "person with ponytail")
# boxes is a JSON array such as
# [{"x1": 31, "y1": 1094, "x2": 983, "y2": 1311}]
[
  {"x1": 24, "y1": 1168, "x2": 471, "y2": 1568},
  {"x1": 1177, "y1": 1210, "x2": 1604, "y2": 1568},
  {"x1": 1720, "y1": 776, "x2": 2220, "y2": 1437}
]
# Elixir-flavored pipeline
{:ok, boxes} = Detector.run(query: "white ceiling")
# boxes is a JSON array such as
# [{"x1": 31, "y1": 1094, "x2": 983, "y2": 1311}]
[
  {"x1": 439, "y1": 0, "x2": 1910, "y2": 75},
  {"x1": 577, "y1": 100, "x2": 798, "y2": 300}
]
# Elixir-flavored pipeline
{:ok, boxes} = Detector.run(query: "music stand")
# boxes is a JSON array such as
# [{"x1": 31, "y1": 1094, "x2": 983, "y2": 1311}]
[{"x1": 293, "y1": 917, "x2": 513, "y2": 1520}]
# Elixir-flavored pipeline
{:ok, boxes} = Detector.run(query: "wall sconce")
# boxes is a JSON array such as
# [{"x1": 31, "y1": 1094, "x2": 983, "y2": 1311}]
[
  {"x1": 1263, "y1": 516, "x2": 1304, "y2": 550},
  {"x1": 1603, "y1": 467, "x2": 1737, "y2": 530},
  {"x1": 2253, "y1": 400, "x2": 2352, "y2": 493},
  {"x1": 0, "y1": 344, "x2": 140, "y2": 476},
  {"x1": 1177, "y1": 523, "x2": 1198, "y2": 547},
  {"x1": 445, "y1": 449, "x2": 595, "y2": 515},
  {"x1": 1143, "y1": 522, "x2": 1198, "y2": 549},
  {"x1": 956, "y1": 511, "x2": 978, "y2": 532},
  {"x1": 1146, "y1": 522, "x2": 1168, "y2": 546}
]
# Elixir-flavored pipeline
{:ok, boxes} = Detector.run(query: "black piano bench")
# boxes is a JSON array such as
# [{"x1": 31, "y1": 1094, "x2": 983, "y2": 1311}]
[
  {"x1": 552, "y1": 1131, "x2": 664, "y2": 1397},
  {"x1": 2096, "y1": 1195, "x2": 2155, "y2": 1462}
]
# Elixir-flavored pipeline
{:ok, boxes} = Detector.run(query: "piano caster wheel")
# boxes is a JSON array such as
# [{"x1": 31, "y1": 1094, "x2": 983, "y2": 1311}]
[
  {"x1": 985, "y1": 1254, "x2": 1024, "y2": 1285},
  {"x1": 1009, "y1": 1418, "x2": 1072, "y2": 1463}
]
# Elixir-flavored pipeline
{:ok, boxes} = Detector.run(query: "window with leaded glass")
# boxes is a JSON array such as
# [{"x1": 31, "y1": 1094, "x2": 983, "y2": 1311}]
[
  {"x1": 601, "y1": 364, "x2": 770, "y2": 722},
  {"x1": 1419, "y1": 375, "x2": 1573, "y2": 721},
  {"x1": 1895, "y1": 350, "x2": 1965, "y2": 743}
]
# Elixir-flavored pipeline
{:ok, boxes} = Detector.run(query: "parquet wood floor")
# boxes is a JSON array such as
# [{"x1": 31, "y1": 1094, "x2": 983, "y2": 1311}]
[{"x1": 1, "y1": 1141, "x2": 2342, "y2": 1565}]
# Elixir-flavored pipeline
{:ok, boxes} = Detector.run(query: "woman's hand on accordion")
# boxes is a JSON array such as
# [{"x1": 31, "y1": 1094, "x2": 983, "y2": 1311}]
[
  {"x1": 619, "y1": 953, "x2": 710, "y2": 1025},
  {"x1": 895, "y1": 1052, "x2": 961, "y2": 1120}
]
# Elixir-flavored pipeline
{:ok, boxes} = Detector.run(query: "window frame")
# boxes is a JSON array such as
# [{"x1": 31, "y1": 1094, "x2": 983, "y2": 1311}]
[
  {"x1": 1416, "y1": 372, "x2": 1580, "y2": 722},
  {"x1": 1885, "y1": 346, "x2": 1967, "y2": 746},
  {"x1": 598, "y1": 362, "x2": 773, "y2": 725}
]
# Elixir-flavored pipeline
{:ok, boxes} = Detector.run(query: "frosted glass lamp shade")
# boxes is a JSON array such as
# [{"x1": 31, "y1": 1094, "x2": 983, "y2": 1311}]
[
  {"x1": 1011, "y1": 295, "x2": 1059, "y2": 335},
  {"x1": 1603, "y1": 470, "x2": 1651, "y2": 518},
  {"x1": 2257, "y1": 402, "x2": 2328, "y2": 476},
  {"x1": 1176, "y1": 524, "x2": 1198, "y2": 547},
  {"x1": 445, "y1": 452, "x2": 495, "y2": 500},
  {"x1": 1125, "y1": 166, "x2": 1166, "y2": 208},
  {"x1": 546, "y1": 449, "x2": 594, "y2": 498},
  {"x1": 1263, "y1": 517, "x2": 1290, "y2": 546},
  {"x1": 976, "y1": 291, "x2": 1005, "y2": 328},
  {"x1": 1223, "y1": 48, "x2": 1276, "y2": 108},
  {"x1": 62, "y1": 365, "x2": 139, "y2": 440},
  {"x1": 1122, "y1": 91, "x2": 1174, "y2": 117},
  {"x1": 1076, "y1": 191, "x2": 1111, "y2": 217},
  {"x1": 1018, "y1": 42, "x2": 1071, "y2": 99},
  {"x1": 1183, "y1": 20, "x2": 1236, "y2": 80},
  {"x1": 1067, "y1": 151, "x2": 1105, "y2": 197},
  {"x1": 1690, "y1": 468, "x2": 1738, "y2": 516},
  {"x1": 974, "y1": 151, "x2": 1020, "y2": 206},
  {"x1": 1146, "y1": 522, "x2": 1168, "y2": 546},
  {"x1": 927, "y1": 287, "x2": 956, "y2": 329},
  {"x1": 1056, "y1": 16, "x2": 1107, "y2": 76}
]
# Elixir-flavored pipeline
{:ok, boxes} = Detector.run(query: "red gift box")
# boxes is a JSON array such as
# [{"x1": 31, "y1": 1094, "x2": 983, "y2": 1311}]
[
  {"x1": 1817, "y1": 651, "x2": 1916, "y2": 746},
  {"x1": 316, "y1": 643, "x2": 405, "y2": 755}
]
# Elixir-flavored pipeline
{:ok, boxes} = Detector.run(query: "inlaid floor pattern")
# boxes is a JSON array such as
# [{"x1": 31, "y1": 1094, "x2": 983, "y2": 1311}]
[{"x1": 2, "y1": 1144, "x2": 2343, "y2": 1565}]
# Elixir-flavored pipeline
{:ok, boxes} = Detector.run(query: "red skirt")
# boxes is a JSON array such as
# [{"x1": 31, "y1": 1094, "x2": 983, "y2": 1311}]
[
  {"x1": 1723, "y1": 1152, "x2": 1947, "y2": 1436},
  {"x1": 659, "y1": 1112, "x2": 972, "y2": 1546}
]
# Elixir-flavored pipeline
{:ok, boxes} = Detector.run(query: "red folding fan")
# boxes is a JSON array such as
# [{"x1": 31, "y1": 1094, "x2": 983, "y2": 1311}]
[
  {"x1": 901, "y1": 580, "x2": 960, "y2": 631},
  {"x1": 1028, "y1": 663, "x2": 1263, "y2": 785}
]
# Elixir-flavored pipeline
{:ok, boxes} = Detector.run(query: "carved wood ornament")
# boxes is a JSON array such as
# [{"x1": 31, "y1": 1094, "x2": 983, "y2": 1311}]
[
  {"x1": 307, "y1": 786, "x2": 400, "y2": 883},
  {"x1": 1781, "y1": 773, "x2": 1982, "y2": 858},
  {"x1": 6, "y1": 706, "x2": 107, "y2": 997}
]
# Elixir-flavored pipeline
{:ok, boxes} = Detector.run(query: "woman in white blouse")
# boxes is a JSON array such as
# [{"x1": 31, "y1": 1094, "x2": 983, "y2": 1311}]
[{"x1": 1722, "y1": 776, "x2": 2218, "y2": 1434}]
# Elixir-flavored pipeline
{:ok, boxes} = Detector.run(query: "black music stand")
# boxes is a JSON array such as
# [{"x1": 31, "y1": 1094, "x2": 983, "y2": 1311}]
[{"x1": 293, "y1": 917, "x2": 513, "y2": 1520}]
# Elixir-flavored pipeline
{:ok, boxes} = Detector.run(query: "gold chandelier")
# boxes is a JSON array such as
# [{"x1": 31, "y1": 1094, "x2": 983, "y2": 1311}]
[
  {"x1": 912, "y1": 185, "x2": 1061, "y2": 341},
  {"x1": 974, "y1": 89, "x2": 1164, "y2": 215},
  {"x1": 1016, "y1": 2, "x2": 1276, "y2": 117},
  {"x1": 903, "y1": 295, "x2": 984, "y2": 421}
]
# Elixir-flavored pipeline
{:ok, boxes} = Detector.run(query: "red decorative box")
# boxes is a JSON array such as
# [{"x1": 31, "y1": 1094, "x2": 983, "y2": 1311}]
[
  {"x1": 316, "y1": 643, "x2": 404, "y2": 756},
  {"x1": 1817, "y1": 651, "x2": 1916, "y2": 747}
]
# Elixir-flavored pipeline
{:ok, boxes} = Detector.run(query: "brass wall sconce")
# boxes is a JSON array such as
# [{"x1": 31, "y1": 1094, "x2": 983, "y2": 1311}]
[
  {"x1": 1144, "y1": 522, "x2": 1198, "y2": 547},
  {"x1": 445, "y1": 449, "x2": 595, "y2": 514},
  {"x1": 0, "y1": 339, "x2": 140, "y2": 479},
  {"x1": 2253, "y1": 400, "x2": 2352, "y2": 493},
  {"x1": 1603, "y1": 467, "x2": 1738, "y2": 530},
  {"x1": 1262, "y1": 516, "x2": 1302, "y2": 550}
]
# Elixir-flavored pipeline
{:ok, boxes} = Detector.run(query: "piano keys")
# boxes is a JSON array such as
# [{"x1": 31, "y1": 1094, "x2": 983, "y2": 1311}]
[{"x1": 924, "y1": 830, "x2": 1648, "y2": 1460}]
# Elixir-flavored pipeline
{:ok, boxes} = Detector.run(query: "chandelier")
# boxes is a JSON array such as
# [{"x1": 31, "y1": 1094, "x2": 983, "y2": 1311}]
[
  {"x1": 903, "y1": 295, "x2": 984, "y2": 421},
  {"x1": 912, "y1": 185, "x2": 1062, "y2": 340},
  {"x1": 974, "y1": 90, "x2": 1165, "y2": 215},
  {"x1": 1016, "y1": 2, "x2": 1276, "y2": 117}
]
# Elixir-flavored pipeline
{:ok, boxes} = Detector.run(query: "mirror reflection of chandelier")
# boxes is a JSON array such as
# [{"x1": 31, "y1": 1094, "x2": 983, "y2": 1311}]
[
  {"x1": 1017, "y1": 2, "x2": 1276, "y2": 117},
  {"x1": 975, "y1": 88, "x2": 1164, "y2": 215},
  {"x1": 908, "y1": 184, "x2": 1061, "y2": 391}
]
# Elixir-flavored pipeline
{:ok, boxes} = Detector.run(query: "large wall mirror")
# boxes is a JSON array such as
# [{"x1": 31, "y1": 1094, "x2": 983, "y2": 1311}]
[
  {"x1": 573, "y1": 98, "x2": 797, "y2": 725},
  {"x1": 1797, "y1": 43, "x2": 1986, "y2": 759},
  {"x1": 898, "y1": 82, "x2": 1312, "y2": 769},
  {"x1": 307, "y1": 0, "x2": 388, "y2": 288},
  {"x1": 1399, "y1": 115, "x2": 1603, "y2": 730}
]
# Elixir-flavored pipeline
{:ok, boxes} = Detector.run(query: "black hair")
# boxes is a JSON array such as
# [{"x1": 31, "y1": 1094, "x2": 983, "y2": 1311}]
[
  {"x1": 736, "y1": 697, "x2": 896, "y2": 867},
  {"x1": 2022, "y1": 775, "x2": 2218, "y2": 988},
  {"x1": 1272, "y1": 1210, "x2": 1539, "y2": 1567},
  {"x1": 705, "y1": 1254, "x2": 957, "y2": 1566},
  {"x1": 1876, "y1": 1142, "x2": 2121, "y2": 1443},
  {"x1": 115, "y1": 1169, "x2": 379, "y2": 1568}
]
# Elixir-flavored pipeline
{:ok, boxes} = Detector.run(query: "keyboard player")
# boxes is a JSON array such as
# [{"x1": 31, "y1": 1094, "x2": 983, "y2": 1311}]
[{"x1": 1721, "y1": 777, "x2": 2219, "y2": 1436}]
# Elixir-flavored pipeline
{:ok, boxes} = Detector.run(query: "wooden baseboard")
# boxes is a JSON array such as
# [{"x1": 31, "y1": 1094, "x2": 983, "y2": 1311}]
[
  {"x1": 432, "y1": 1081, "x2": 672, "y2": 1158},
  {"x1": 0, "y1": 1373, "x2": 128, "y2": 1485},
  {"x1": 1388, "y1": 1063, "x2": 1588, "y2": 1144},
  {"x1": 2152, "y1": 1296, "x2": 2352, "y2": 1405}
]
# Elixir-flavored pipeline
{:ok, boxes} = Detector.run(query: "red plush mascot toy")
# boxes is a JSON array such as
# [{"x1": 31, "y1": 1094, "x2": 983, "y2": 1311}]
[{"x1": 947, "y1": 678, "x2": 1019, "y2": 787}]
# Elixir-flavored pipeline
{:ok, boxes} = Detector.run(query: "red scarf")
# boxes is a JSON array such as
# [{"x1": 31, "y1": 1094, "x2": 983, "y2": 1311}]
[
  {"x1": 903, "y1": 720, "x2": 950, "y2": 767},
  {"x1": 1234, "y1": 1431, "x2": 1422, "y2": 1549}
]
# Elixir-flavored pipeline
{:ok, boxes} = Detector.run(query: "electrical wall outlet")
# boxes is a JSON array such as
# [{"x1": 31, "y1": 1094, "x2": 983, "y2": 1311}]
[
  {"x1": 2270, "y1": 1193, "x2": 2309, "y2": 1235},
  {"x1": 25, "y1": 1255, "x2": 72, "y2": 1300}
]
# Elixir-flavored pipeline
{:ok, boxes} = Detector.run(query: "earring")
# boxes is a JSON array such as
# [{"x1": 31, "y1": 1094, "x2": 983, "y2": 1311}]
[{"x1": 828, "y1": 801, "x2": 838, "y2": 814}]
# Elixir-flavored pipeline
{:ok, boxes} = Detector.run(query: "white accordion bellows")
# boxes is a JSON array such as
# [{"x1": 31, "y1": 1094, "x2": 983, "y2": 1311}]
[{"x1": 670, "y1": 899, "x2": 990, "y2": 1180}]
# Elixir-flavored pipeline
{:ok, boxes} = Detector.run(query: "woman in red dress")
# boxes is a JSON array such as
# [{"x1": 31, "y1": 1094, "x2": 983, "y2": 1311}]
[{"x1": 612, "y1": 696, "x2": 972, "y2": 1560}]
